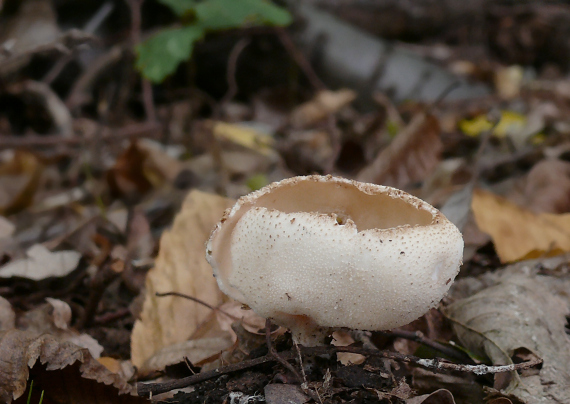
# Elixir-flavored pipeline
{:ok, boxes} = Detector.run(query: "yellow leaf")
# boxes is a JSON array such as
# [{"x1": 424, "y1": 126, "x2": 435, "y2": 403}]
[
  {"x1": 130, "y1": 190, "x2": 233, "y2": 369},
  {"x1": 213, "y1": 121, "x2": 275, "y2": 156},
  {"x1": 471, "y1": 189, "x2": 570, "y2": 262},
  {"x1": 459, "y1": 110, "x2": 526, "y2": 138}
]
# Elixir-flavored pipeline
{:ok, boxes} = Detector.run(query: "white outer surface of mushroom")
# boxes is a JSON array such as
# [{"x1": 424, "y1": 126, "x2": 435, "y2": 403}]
[{"x1": 206, "y1": 175, "x2": 463, "y2": 345}]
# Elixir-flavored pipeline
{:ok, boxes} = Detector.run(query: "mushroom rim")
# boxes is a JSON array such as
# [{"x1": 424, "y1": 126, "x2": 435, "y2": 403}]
[{"x1": 213, "y1": 175, "x2": 442, "y2": 234}]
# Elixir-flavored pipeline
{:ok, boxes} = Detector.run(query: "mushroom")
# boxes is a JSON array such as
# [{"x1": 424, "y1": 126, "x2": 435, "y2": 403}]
[{"x1": 206, "y1": 175, "x2": 463, "y2": 345}]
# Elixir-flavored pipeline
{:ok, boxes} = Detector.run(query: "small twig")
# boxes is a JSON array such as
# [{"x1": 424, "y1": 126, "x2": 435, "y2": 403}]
[
  {"x1": 94, "y1": 308, "x2": 131, "y2": 325},
  {"x1": 220, "y1": 37, "x2": 251, "y2": 108},
  {"x1": 265, "y1": 318, "x2": 303, "y2": 383},
  {"x1": 0, "y1": 121, "x2": 162, "y2": 149},
  {"x1": 426, "y1": 81, "x2": 461, "y2": 113},
  {"x1": 76, "y1": 261, "x2": 121, "y2": 329},
  {"x1": 138, "y1": 352, "x2": 274, "y2": 397},
  {"x1": 276, "y1": 27, "x2": 326, "y2": 91},
  {"x1": 43, "y1": 3, "x2": 114, "y2": 85},
  {"x1": 137, "y1": 344, "x2": 542, "y2": 398},
  {"x1": 127, "y1": 0, "x2": 156, "y2": 122}
]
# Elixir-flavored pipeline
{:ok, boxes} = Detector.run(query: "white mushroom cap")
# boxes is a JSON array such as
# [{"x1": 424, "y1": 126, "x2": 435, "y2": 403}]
[{"x1": 206, "y1": 175, "x2": 463, "y2": 345}]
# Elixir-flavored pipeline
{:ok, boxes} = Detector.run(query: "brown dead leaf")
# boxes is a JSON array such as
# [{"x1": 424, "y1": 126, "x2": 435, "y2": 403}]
[
  {"x1": 446, "y1": 269, "x2": 570, "y2": 403},
  {"x1": 106, "y1": 141, "x2": 152, "y2": 201},
  {"x1": 0, "y1": 151, "x2": 42, "y2": 216},
  {"x1": 17, "y1": 299, "x2": 104, "y2": 359},
  {"x1": 0, "y1": 330, "x2": 145, "y2": 404},
  {"x1": 138, "y1": 334, "x2": 234, "y2": 375},
  {"x1": 0, "y1": 296, "x2": 15, "y2": 331},
  {"x1": 137, "y1": 139, "x2": 187, "y2": 185},
  {"x1": 472, "y1": 188, "x2": 570, "y2": 262},
  {"x1": 290, "y1": 89, "x2": 356, "y2": 129},
  {"x1": 524, "y1": 159, "x2": 570, "y2": 214},
  {"x1": 130, "y1": 190, "x2": 233, "y2": 370},
  {"x1": 357, "y1": 113, "x2": 442, "y2": 188}
]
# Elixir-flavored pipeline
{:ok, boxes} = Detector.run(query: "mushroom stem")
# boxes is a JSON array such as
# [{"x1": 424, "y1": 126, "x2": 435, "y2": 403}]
[{"x1": 280, "y1": 315, "x2": 333, "y2": 346}]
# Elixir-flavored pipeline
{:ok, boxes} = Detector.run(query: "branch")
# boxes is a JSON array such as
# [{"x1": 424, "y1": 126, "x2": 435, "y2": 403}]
[{"x1": 136, "y1": 344, "x2": 542, "y2": 398}]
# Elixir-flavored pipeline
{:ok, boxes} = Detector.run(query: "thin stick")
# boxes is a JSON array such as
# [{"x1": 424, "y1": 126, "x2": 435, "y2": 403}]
[
  {"x1": 220, "y1": 38, "x2": 251, "y2": 107},
  {"x1": 137, "y1": 344, "x2": 542, "y2": 398},
  {"x1": 127, "y1": 0, "x2": 157, "y2": 122},
  {"x1": 0, "y1": 121, "x2": 162, "y2": 149},
  {"x1": 265, "y1": 318, "x2": 303, "y2": 383},
  {"x1": 276, "y1": 27, "x2": 326, "y2": 91}
]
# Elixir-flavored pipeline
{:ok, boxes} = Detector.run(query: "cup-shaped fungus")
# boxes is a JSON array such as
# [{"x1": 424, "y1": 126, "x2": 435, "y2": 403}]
[{"x1": 206, "y1": 175, "x2": 463, "y2": 345}]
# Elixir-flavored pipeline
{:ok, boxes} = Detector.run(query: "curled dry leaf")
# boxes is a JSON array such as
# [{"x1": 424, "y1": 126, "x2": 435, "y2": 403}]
[
  {"x1": 45, "y1": 297, "x2": 71, "y2": 330},
  {"x1": 357, "y1": 113, "x2": 442, "y2": 189},
  {"x1": 0, "y1": 244, "x2": 81, "y2": 280},
  {"x1": 130, "y1": 190, "x2": 233, "y2": 370},
  {"x1": 17, "y1": 298, "x2": 104, "y2": 359},
  {"x1": 472, "y1": 188, "x2": 570, "y2": 262},
  {"x1": 446, "y1": 270, "x2": 570, "y2": 403},
  {"x1": 0, "y1": 330, "x2": 145, "y2": 404}
]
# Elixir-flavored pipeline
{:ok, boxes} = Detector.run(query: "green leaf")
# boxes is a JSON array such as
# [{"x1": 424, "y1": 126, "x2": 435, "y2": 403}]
[
  {"x1": 196, "y1": 0, "x2": 292, "y2": 31},
  {"x1": 246, "y1": 173, "x2": 268, "y2": 191},
  {"x1": 136, "y1": 25, "x2": 205, "y2": 83},
  {"x1": 157, "y1": 0, "x2": 197, "y2": 17}
]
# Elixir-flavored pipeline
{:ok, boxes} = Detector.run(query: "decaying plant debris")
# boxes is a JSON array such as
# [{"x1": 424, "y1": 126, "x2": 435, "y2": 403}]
[{"x1": 1, "y1": 0, "x2": 570, "y2": 403}]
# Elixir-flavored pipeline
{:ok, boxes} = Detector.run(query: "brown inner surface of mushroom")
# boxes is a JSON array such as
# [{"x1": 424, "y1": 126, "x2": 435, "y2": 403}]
[{"x1": 251, "y1": 180, "x2": 433, "y2": 231}]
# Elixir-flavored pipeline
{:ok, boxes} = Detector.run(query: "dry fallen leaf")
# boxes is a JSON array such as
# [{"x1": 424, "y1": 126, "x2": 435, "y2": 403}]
[
  {"x1": 289, "y1": 89, "x2": 357, "y2": 128},
  {"x1": 106, "y1": 141, "x2": 153, "y2": 201},
  {"x1": 130, "y1": 190, "x2": 233, "y2": 370},
  {"x1": 524, "y1": 159, "x2": 570, "y2": 214},
  {"x1": 213, "y1": 121, "x2": 275, "y2": 156},
  {"x1": 0, "y1": 296, "x2": 15, "y2": 331},
  {"x1": 472, "y1": 188, "x2": 570, "y2": 262},
  {"x1": 0, "y1": 151, "x2": 42, "y2": 216},
  {"x1": 17, "y1": 298, "x2": 104, "y2": 359},
  {"x1": 0, "y1": 244, "x2": 81, "y2": 280},
  {"x1": 446, "y1": 268, "x2": 570, "y2": 403},
  {"x1": 357, "y1": 113, "x2": 442, "y2": 188},
  {"x1": 137, "y1": 139, "x2": 187, "y2": 185},
  {"x1": 0, "y1": 330, "x2": 145, "y2": 404},
  {"x1": 138, "y1": 335, "x2": 234, "y2": 375},
  {"x1": 332, "y1": 330, "x2": 366, "y2": 365}
]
